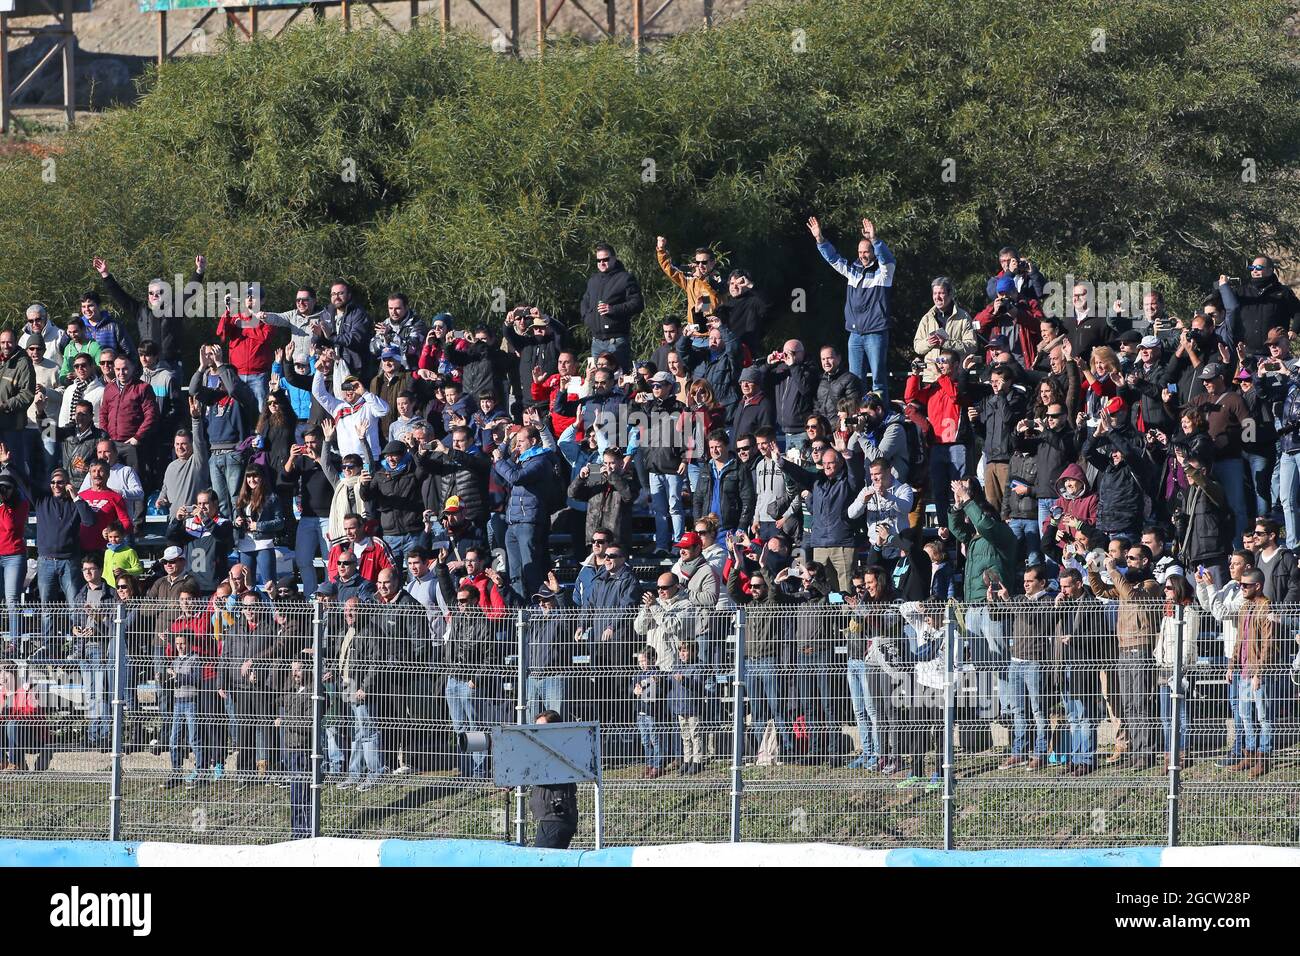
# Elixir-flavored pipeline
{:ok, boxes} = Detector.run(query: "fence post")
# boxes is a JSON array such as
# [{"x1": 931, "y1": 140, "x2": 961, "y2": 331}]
[
  {"x1": 730, "y1": 607, "x2": 745, "y2": 843},
  {"x1": 942, "y1": 602, "x2": 956, "y2": 851},
  {"x1": 310, "y1": 598, "x2": 324, "y2": 839},
  {"x1": 1167, "y1": 601, "x2": 1184, "y2": 847},
  {"x1": 108, "y1": 601, "x2": 126, "y2": 841},
  {"x1": 514, "y1": 608, "x2": 528, "y2": 845}
]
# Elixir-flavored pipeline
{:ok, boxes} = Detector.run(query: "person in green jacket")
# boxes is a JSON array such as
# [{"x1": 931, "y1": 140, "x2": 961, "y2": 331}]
[{"x1": 946, "y1": 478, "x2": 1019, "y2": 702}]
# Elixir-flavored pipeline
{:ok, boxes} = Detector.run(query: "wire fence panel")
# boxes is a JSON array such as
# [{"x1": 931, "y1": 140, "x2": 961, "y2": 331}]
[{"x1": 0, "y1": 592, "x2": 1297, "y2": 847}]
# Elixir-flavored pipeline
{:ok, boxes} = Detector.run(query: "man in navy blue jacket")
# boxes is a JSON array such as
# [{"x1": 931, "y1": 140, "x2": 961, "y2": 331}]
[
  {"x1": 30, "y1": 467, "x2": 97, "y2": 608},
  {"x1": 807, "y1": 215, "x2": 896, "y2": 400},
  {"x1": 492, "y1": 426, "x2": 555, "y2": 601},
  {"x1": 778, "y1": 439, "x2": 866, "y2": 594}
]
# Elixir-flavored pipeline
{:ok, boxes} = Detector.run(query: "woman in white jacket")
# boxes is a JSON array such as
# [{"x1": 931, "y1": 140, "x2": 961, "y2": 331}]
[{"x1": 1155, "y1": 574, "x2": 1201, "y2": 765}]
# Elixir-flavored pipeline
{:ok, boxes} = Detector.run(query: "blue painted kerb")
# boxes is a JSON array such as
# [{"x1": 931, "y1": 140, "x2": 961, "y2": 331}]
[
  {"x1": 378, "y1": 839, "x2": 636, "y2": 867},
  {"x1": 0, "y1": 840, "x2": 142, "y2": 867}
]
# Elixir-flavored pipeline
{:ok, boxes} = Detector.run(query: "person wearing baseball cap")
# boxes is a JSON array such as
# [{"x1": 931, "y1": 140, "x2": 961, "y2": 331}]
[{"x1": 1189, "y1": 360, "x2": 1252, "y2": 545}]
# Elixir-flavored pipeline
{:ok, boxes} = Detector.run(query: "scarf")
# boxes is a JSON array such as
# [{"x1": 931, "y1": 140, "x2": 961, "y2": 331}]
[{"x1": 328, "y1": 475, "x2": 372, "y2": 544}]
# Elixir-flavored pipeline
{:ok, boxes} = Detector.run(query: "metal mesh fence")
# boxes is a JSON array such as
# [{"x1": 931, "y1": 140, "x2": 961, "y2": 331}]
[{"x1": 0, "y1": 592, "x2": 1296, "y2": 848}]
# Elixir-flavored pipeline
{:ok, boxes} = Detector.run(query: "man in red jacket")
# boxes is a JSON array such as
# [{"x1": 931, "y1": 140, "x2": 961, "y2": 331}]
[
  {"x1": 326, "y1": 513, "x2": 395, "y2": 585},
  {"x1": 99, "y1": 354, "x2": 159, "y2": 482},
  {"x1": 217, "y1": 295, "x2": 277, "y2": 407},
  {"x1": 529, "y1": 350, "x2": 580, "y2": 437},
  {"x1": 904, "y1": 348, "x2": 971, "y2": 516}
]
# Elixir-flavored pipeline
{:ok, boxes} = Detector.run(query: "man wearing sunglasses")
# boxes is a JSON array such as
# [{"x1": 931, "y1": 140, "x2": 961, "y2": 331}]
[
  {"x1": 257, "y1": 285, "x2": 330, "y2": 358},
  {"x1": 1231, "y1": 256, "x2": 1300, "y2": 356},
  {"x1": 580, "y1": 243, "x2": 643, "y2": 375},
  {"x1": 655, "y1": 236, "x2": 726, "y2": 331},
  {"x1": 93, "y1": 253, "x2": 203, "y2": 372}
]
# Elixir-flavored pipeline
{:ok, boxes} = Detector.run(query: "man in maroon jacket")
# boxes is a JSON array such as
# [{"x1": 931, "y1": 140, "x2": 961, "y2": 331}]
[{"x1": 99, "y1": 355, "x2": 159, "y2": 481}]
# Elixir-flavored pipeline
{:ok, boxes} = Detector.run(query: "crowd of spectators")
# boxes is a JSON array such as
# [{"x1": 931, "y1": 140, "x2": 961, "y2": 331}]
[{"x1": 1, "y1": 226, "x2": 1298, "y2": 789}]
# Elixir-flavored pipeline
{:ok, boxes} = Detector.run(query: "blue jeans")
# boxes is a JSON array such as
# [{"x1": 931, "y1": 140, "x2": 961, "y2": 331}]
[
  {"x1": 1243, "y1": 451, "x2": 1271, "y2": 519},
  {"x1": 1280, "y1": 451, "x2": 1300, "y2": 549},
  {"x1": 1007, "y1": 518, "x2": 1042, "y2": 566},
  {"x1": 295, "y1": 517, "x2": 331, "y2": 597},
  {"x1": 1006, "y1": 658, "x2": 1047, "y2": 756},
  {"x1": 747, "y1": 657, "x2": 793, "y2": 754},
  {"x1": 591, "y1": 336, "x2": 632, "y2": 376},
  {"x1": 636, "y1": 712, "x2": 662, "y2": 768},
  {"x1": 383, "y1": 533, "x2": 423, "y2": 578},
  {"x1": 1236, "y1": 673, "x2": 1274, "y2": 755},
  {"x1": 37, "y1": 556, "x2": 78, "y2": 608},
  {"x1": 325, "y1": 726, "x2": 345, "y2": 774},
  {"x1": 648, "y1": 471, "x2": 687, "y2": 552},
  {"x1": 209, "y1": 450, "x2": 244, "y2": 519},
  {"x1": 0, "y1": 553, "x2": 24, "y2": 637},
  {"x1": 446, "y1": 678, "x2": 484, "y2": 773},
  {"x1": 1059, "y1": 671, "x2": 1096, "y2": 767},
  {"x1": 1212, "y1": 457, "x2": 1249, "y2": 545},
  {"x1": 846, "y1": 658, "x2": 879, "y2": 760},
  {"x1": 527, "y1": 675, "x2": 565, "y2": 722},
  {"x1": 78, "y1": 642, "x2": 110, "y2": 745},
  {"x1": 1158, "y1": 679, "x2": 1188, "y2": 758},
  {"x1": 847, "y1": 330, "x2": 889, "y2": 401},
  {"x1": 505, "y1": 522, "x2": 544, "y2": 603},
  {"x1": 928, "y1": 443, "x2": 968, "y2": 516},
  {"x1": 347, "y1": 701, "x2": 384, "y2": 781},
  {"x1": 169, "y1": 697, "x2": 203, "y2": 770},
  {"x1": 238, "y1": 548, "x2": 276, "y2": 587},
  {"x1": 240, "y1": 372, "x2": 269, "y2": 407},
  {"x1": 1227, "y1": 671, "x2": 1248, "y2": 759}
]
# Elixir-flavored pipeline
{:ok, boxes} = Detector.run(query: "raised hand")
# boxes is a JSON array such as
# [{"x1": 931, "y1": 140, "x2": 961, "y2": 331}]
[
  {"x1": 92, "y1": 256, "x2": 108, "y2": 278},
  {"x1": 805, "y1": 216, "x2": 823, "y2": 242},
  {"x1": 860, "y1": 218, "x2": 875, "y2": 242}
]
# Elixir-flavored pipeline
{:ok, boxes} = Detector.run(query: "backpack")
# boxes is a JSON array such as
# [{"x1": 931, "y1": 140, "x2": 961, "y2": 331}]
[{"x1": 898, "y1": 416, "x2": 927, "y2": 487}]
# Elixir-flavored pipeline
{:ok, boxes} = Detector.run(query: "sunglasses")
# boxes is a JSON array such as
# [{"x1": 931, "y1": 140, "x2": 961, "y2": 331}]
[
  {"x1": 338, "y1": 561, "x2": 356, "y2": 567},
  {"x1": 656, "y1": 585, "x2": 674, "y2": 592},
  {"x1": 1249, "y1": 264, "x2": 1267, "y2": 271},
  {"x1": 604, "y1": 553, "x2": 624, "y2": 560},
  {"x1": 99, "y1": 360, "x2": 114, "y2": 366},
  {"x1": 73, "y1": 363, "x2": 90, "y2": 369},
  {"x1": 693, "y1": 259, "x2": 711, "y2": 266},
  {"x1": 1045, "y1": 413, "x2": 1064, "y2": 419},
  {"x1": 456, "y1": 597, "x2": 474, "y2": 604},
  {"x1": 596, "y1": 257, "x2": 611, "y2": 264}
]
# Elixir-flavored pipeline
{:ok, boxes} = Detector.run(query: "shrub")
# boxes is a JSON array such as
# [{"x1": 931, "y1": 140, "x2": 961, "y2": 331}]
[{"x1": 1, "y1": 0, "x2": 1297, "y2": 370}]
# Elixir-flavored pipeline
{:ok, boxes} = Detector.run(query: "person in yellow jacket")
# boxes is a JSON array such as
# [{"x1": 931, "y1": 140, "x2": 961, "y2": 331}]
[
  {"x1": 101, "y1": 522, "x2": 143, "y2": 584},
  {"x1": 656, "y1": 236, "x2": 727, "y2": 330}
]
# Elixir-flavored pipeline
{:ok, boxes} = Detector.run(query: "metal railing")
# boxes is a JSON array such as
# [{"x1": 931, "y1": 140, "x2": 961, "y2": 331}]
[{"x1": 0, "y1": 593, "x2": 1296, "y2": 848}]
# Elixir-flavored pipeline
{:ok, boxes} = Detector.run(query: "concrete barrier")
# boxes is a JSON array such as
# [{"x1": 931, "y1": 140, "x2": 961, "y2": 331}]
[{"x1": 3, "y1": 839, "x2": 1298, "y2": 867}]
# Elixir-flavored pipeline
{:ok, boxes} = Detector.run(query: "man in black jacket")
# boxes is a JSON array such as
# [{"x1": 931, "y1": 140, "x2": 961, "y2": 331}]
[
  {"x1": 693, "y1": 429, "x2": 755, "y2": 534},
  {"x1": 371, "y1": 568, "x2": 436, "y2": 773},
  {"x1": 814, "y1": 345, "x2": 862, "y2": 422},
  {"x1": 32, "y1": 468, "x2": 96, "y2": 610},
  {"x1": 360, "y1": 440, "x2": 430, "y2": 574},
  {"x1": 733, "y1": 366, "x2": 774, "y2": 439},
  {"x1": 92, "y1": 254, "x2": 205, "y2": 372},
  {"x1": 444, "y1": 325, "x2": 517, "y2": 409},
  {"x1": 580, "y1": 243, "x2": 644, "y2": 374},
  {"x1": 968, "y1": 363, "x2": 1026, "y2": 513},
  {"x1": 424, "y1": 427, "x2": 491, "y2": 540},
  {"x1": 715, "y1": 269, "x2": 770, "y2": 356},
  {"x1": 1236, "y1": 256, "x2": 1300, "y2": 354},
  {"x1": 762, "y1": 339, "x2": 818, "y2": 455},
  {"x1": 313, "y1": 280, "x2": 374, "y2": 382}
]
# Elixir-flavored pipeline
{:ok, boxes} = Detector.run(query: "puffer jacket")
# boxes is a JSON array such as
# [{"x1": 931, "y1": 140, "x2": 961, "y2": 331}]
[
  {"x1": 580, "y1": 259, "x2": 644, "y2": 338},
  {"x1": 815, "y1": 366, "x2": 863, "y2": 422},
  {"x1": 1001, "y1": 450, "x2": 1039, "y2": 521},
  {"x1": 1084, "y1": 426, "x2": 1147, "y2": 535},
  {"x1": 494, "y1": 446, "x2": 555, "y2": 526},
  {"x1": 1176, "y1": 469, "x2": 1230, "y2": 567},
  {"x1": 424, "y1": 447, "x2": 490, "y2": 524},
  {"x1": 98, "y1": 376, "x2": 160, "y2": 443},
  {"x1": 949, "y1": 499, "x2": 1019, "y2": 603},
  {"x1": 1023, "y1": 423, "x2": 1078, "y2": 499},
  {"x1": 682, "y1": 330, "x2": 743, "y2": 420},
  {"x1": 1236, "y1": 275, "x2": 1300, "y2": 354}
]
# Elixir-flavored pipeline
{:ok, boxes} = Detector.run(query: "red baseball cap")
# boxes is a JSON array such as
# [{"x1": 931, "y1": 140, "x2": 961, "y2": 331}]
[{"x1": 673, "y1": 531, "x2": 702, "y2": 550}]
